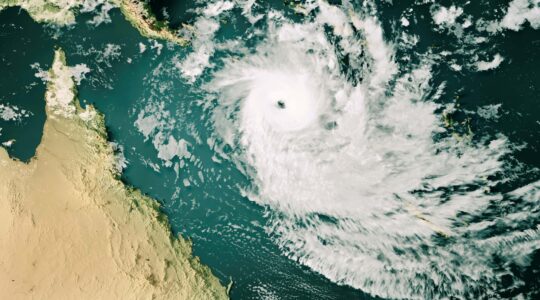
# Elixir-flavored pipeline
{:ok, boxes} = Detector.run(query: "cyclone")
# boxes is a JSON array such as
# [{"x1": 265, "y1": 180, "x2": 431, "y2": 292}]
[{"x1": 201, "y1": 1, "x2": 540, "y2": 299}]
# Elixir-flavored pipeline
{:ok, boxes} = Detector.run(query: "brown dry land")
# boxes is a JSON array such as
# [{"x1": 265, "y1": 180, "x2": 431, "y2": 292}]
[{"x1": 0, "y1": 49, "x2": 227, "y2": 299}]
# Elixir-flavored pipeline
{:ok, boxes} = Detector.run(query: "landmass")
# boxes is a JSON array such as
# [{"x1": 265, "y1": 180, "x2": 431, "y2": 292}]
[
  {"x1": 117, "y1": 0, "x2": 189, "y2": 46},
  {"x1": 0, "y1": 0, "x2": 189, "y2": 45},
  {"x1": 0, "y1": 0, "x2": 82, "y2": 24},
  {"x1": 0, "y1": 49, "x2": 227, "y2": 299}
]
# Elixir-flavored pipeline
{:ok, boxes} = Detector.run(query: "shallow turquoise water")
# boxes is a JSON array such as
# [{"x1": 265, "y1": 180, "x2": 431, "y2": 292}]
[
  {"x1": 0, "y1": 7, "x2": 369, "y2": 300},
  {"x1": 1, "y1": 1, "x2": 539, "y2": 299}
]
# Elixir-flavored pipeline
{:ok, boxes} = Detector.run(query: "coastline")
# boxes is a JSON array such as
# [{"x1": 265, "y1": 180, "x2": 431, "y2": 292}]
[
  {"x1": 0, "y1": 0, "x2": 80, "y2": 25},
  {"x1": 115, "y1": 0, "x2": 189, "y2": 46},
  {"x1": 0, "y1": 49, "x2": 227, "y2": 299},
  {"x1": 0, "y1": 0, "x2": 189, "y2": 46}
]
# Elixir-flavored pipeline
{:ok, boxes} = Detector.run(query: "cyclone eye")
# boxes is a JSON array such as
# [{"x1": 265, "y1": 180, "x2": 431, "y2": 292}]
[
  {"x1": 277, "y1": 100, "x2": 286, "y2": 109},
  {"x1": 324, "y1": 121, "x2": 338, "y2": 130}
]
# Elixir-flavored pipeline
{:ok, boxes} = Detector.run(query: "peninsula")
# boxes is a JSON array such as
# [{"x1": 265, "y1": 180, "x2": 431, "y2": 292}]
[
  {"x1": 0, "y1": 0, "x2": 189, "y2": 45},
  {"x1": 0, "y1": 49, "x2": 227, "y2": 299}
]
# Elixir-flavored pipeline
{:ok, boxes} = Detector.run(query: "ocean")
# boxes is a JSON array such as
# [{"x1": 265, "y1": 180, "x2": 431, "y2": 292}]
[{"x1": 1, "y1": 1, "x2": 539, "y2": 298}]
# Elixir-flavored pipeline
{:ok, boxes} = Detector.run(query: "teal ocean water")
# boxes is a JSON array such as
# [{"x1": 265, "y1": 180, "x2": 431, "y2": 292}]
[{"x1": 1, "y1": 1, "x2": 539, "y2": 299}]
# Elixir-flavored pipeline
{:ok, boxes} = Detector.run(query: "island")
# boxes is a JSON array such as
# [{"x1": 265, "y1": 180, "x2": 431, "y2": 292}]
[
  {"x1": 0, "y1": 49, "x2": 227, "y2": 299},
  {"x1": 0, "y1": 0, "x2": 189, "y2": 45},
  {"x1": 118, "y1": 0, "x2": 189, "y2": 46}
]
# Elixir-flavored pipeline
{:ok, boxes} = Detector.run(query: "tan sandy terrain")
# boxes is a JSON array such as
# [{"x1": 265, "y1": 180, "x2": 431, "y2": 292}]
[
  {"x1": 0, "y1": 49, "x2": 228, "y2": 299},
  {"x1": 117, "y1": 0, "x2": 189, "y2": 46},
  {"x1": 0, "y1": 0, "x2": 189, "y2": 45}
]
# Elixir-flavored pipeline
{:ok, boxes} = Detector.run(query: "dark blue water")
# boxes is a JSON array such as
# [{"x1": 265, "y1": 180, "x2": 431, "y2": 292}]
[
  {"x1": 1, "y1": 1, "x2": 539, "y2": 298},
  {"x1": 0, "y1": 7, "x2": 370, "y2": 300}
]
